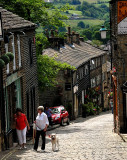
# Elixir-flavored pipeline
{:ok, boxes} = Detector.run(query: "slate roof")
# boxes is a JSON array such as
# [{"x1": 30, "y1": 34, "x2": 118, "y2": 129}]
[
  {"x1": 0, "y1": 7, "x2": 36, "y2": 31},
  {"x1": 43, "y1": 41, "x2": 106, "y2": 68}
]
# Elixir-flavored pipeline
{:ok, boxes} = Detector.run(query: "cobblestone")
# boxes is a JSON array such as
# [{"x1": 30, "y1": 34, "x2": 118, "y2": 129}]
[{"x1": 1, "y1": 112, "x2": 127, "y2": 160}]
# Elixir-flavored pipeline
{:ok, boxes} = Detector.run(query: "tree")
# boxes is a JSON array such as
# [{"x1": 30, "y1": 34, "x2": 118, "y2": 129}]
[
  {"x1": 36, "y1": 33, "x2": 49, "y2": 55},
  {"x1": 37, "y1": 55, "x2": 76, "y2": 90},
  {"x1": 1, "y1": 0, "x2": 67, "y2": 29},
  {"x1": 77, "y1": 21, "x2": 85, "y2": 28},
  {"x1": 92, "y1": 31, "x2": 101, "y2": 41},
  {"x1": 82, "y1": 29, "x2": 92, "y2": 40}
]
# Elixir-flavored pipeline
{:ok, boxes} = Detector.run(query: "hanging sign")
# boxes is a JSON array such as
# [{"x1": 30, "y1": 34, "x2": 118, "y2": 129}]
[{"x1": 118, "y1": 1, "x2": 127, "y2": 34}]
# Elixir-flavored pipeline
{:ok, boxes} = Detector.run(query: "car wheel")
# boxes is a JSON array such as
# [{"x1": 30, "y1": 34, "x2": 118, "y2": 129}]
[
  {"x1": 67, "y1": 118, "x2": 70, "y2": 125},
  {"x1": 60, "y1": 119, "x2": 64, "y2": 126}
]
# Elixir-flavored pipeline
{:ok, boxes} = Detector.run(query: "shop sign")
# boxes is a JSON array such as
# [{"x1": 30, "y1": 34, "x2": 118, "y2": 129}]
[{"x1": 118, "y1": 1, "x2": 127, "y2": 34}]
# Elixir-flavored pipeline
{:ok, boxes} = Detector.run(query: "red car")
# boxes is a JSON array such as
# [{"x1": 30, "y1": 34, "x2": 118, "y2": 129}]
[{"x1": 50, "y1": 106, "x2": 70, "y2": 125}]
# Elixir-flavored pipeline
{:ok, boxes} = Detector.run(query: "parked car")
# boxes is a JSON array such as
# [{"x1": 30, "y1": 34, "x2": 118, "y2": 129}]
[{"x1": 50, "y1": 106, "x2": 70, "y2": 125}]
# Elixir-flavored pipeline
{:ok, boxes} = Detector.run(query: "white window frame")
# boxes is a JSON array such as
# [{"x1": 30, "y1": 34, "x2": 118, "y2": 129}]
[
  {"x1": 17, "y1": 34, "x2": 21, "y2": 68},
  {"x1": 91, "y1": 78, "x2": 96, "y2": 88},
  {"x1": 91, "y1": 59, "x2": 95, "y2": 70},
  {"x1": 5, "y1": 43, "x2": 9, "y2": 74},
  {"x1": 12, "y1": 34, "x2": 16, "y2": 70}
]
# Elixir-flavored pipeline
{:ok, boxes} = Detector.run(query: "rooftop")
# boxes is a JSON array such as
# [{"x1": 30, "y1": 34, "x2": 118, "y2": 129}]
[
  {"x1": 43, "y1": 41, "x2": 106, "y2": 68},
  {"x1": 0, "y1": 7, "x2": 36, "y2": 31}
]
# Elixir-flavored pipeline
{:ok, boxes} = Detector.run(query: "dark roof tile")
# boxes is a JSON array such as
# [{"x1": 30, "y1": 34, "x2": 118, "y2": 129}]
[
  {"x1": 0, "y1": 7, "x2": 36, "y2": 30},
  {"x1": 43, "y1": 41, "x2": 106, "y2": 68}
]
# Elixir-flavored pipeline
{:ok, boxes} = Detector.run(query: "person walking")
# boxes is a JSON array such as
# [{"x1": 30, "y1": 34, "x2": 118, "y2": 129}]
[
  {"x1": 33, "y1": 106, "x2": 49, "y2": 152},
  {"x1": 14, "y1": 108, "x2": 30, "y2": 149},
  {"x1": 45, "y1": 106, "x2": 53, "y2": 126}
]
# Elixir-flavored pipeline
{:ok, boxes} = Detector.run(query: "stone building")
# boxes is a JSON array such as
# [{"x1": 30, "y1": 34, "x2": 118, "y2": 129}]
[
  {"x1": 110, "y1": 0, "x2": 127, "y2": 133},
  {"x1": 0, "y1": 7, "x2": 39, "y2": 151},
  {"x1": 41, "y1": 28, "x2": 108, "y2": 118}
]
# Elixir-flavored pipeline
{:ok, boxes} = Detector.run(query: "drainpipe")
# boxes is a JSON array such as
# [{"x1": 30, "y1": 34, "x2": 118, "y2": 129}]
[{"x1": 0, "y1": 68, "x2": 6, "y2": 150}]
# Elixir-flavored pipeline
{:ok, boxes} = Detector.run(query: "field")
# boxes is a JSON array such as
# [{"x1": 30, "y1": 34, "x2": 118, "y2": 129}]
[
  {"x1": 79, "y1": 0, "x2": 109, "y2": 3},
  {"x1": 64, "y1": 19, "x2": 104, "y2": 28}
]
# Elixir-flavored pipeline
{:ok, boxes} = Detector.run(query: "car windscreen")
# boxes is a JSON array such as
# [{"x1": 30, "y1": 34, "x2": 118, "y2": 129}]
[{"x1": 51, "y1": 108, "x2": 60, "y2": 114}]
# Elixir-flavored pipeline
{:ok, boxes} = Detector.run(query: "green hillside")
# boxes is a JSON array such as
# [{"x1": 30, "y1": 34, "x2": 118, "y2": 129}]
[
  {"x1": 80, "y1": 0, "x2": 109, "y2": 3},
  {"x1": 64, "y1": 19, "x2": 104, "y2": 28}
]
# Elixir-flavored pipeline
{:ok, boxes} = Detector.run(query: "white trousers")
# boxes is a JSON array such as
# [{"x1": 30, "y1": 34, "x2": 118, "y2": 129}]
[{"x1": 16, "y1": 127, "x2": 27, "y2": 145}]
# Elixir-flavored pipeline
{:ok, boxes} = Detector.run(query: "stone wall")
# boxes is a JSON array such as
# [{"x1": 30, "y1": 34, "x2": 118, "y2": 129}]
[{"x1": 39, "y1": 70, "x2": 73, "y2": 117}]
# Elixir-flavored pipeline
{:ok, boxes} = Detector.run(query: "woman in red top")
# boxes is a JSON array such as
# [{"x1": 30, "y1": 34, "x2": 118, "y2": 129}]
[{"x1": 14, "y1": 108, "x2": 30, "y2": 149}]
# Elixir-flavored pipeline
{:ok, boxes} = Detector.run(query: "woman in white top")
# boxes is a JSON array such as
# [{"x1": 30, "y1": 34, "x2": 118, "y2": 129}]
[{"x1": 33, "y1": 106, "x2": 49, "y2": 152}]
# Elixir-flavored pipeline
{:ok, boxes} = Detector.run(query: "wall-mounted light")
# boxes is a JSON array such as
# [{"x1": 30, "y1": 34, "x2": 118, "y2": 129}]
[{"x1": 100, "y1": 25, "x2": 107, "y2": 39}]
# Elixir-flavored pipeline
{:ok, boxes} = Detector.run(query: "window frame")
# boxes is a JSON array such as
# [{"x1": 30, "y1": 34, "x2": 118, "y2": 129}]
[
  {"x1": 5, "y1": 43, "x2": 9, "y2": 74},
  {"x1": 85, "y1": 65, "x2": 89, "y2": 75},
  {"x1": 12, "y1": 34, "x2": 16, "y2": 70},
  {"x1": 17, "y1": 34, "x2": 22, "y2": 68},
  {"x1": 29, "y1": 38, "x2": 33, "y2": 65}
]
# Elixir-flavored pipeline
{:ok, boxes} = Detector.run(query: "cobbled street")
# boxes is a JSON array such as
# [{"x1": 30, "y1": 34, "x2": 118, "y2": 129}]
[{"x1": 1, "y1": 112, "x2": 127, "y2": 160}]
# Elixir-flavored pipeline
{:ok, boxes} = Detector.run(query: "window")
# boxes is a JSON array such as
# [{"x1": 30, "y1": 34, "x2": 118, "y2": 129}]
[
  {"x1": 17, "y1": 35, "x2": 21, "y2": 68},
  {"x1": 96, "y1": 58, "x2": 98, "y2": 68},
  {"x1": 15, "y1": 79, "x2": 22, "y2": 109},
  {"x1": 29, "y1": 38, "x2": 33, "y2": 65},
  {"x1": 65, "y1": 83, "x2": 71, "y2": 91},
  {"x1": 73, "y1": 72, "x2": 77, "y2": 85},
  {"x1": 5, "y1": 43, "x2": 9, "y2": 74},
  {"x1": 102, "y1": 72, "x2": 106, "y2": 81},
  {"x1": 102, "y1": 55, "x2": 106, "y2": 64},
  {"x1": 91, "y1": 78, "x2": 96, "y2": 88},
  {"x1": 82, "y1": 90, "x2": 84, "y2": 104},
  {"x1": 85, "y1": 65, "x2": 89, "y2": 75},
  {"x1": 12, "y1": 35, "x2": 16, "y2": 70},
  {"x1": 90, "y1": 59, "x2": 96, "y2": 70},
  {"x1": 26, "y1": 93, "x2": 29, "y2": 122},
  {"x1": 79, "y1": 68, "x2": 83, "y2": 79},
  {"x1": 96, "y1": 75, "x2": 101, "y2": 85},
  {"x1": 30, "y1": 87, "x2": 35, "y2": 123},
  {"x1": 98, "y1": 57, "x2": 101, "y2": 66}
]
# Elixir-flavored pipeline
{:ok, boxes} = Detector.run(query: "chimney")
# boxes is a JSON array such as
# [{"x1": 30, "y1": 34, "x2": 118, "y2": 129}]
[
  {"x1": 68, "y1": 27, "x2": 71, "y2": 35},
  {"x1": 72, "y1": 32, "x2": 80, "y2": 44},
  {"x1": 75, "y1": 33, "x2": 80, "y2": 44},
  {"x1": 66, "y1": 27, "x2": 72, "y2": 44}
]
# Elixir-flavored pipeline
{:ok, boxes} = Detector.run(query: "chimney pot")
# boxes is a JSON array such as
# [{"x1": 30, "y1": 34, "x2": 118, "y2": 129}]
[
  {"x1": 68, "y1": 27, "x2": 71, "y2": 35},
  {"x1": 72, "y1": 31, "x2": 75, "y2": 34}
]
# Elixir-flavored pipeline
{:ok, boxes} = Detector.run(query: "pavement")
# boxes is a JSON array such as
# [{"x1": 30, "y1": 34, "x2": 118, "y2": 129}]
[{"x1": 1, "y1": 112, "x2": 127, "y2": 160}]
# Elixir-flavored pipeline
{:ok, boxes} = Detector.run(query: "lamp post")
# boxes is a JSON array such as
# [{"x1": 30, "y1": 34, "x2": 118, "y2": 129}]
[{"x1": 100, "y1": 24, "x2": 113, "y2": 70}]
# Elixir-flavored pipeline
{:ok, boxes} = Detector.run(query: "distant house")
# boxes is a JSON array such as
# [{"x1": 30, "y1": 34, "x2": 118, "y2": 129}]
[
  {"x1": 40, "y1": 27, "x2": 109, "y2": 118},
  {"x1": 44, "y1": 0, "x2": 54, "y2": 3},
  {"x1": 0, "y1": 7, "x2": 39, "y2": 151},
  {"x1": 70, "y1": 13, "x2": 79, "y2": 20}
]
